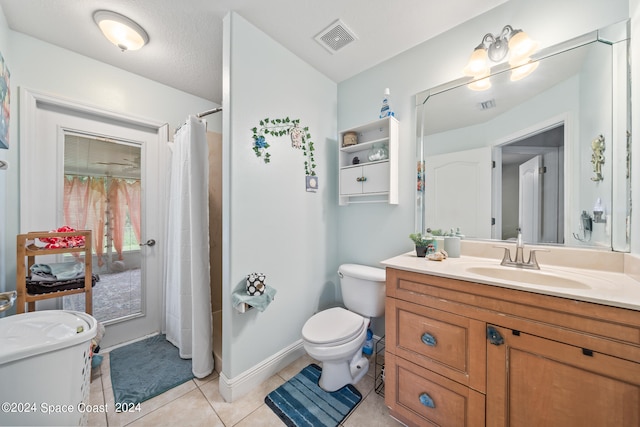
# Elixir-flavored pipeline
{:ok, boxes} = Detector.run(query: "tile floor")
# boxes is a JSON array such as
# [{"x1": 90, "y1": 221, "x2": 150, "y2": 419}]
[{"x1": 88, "y1": 351, "x2": 404, "y2": 426}]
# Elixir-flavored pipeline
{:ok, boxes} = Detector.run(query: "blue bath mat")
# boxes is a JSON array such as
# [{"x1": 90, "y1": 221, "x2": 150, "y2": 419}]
[
  {"x1": 265, "y1": 364, "x2": 362, "y2": 427},
  {"x1": 109, "y1": 334, "x2": 194, "y2": 406}
]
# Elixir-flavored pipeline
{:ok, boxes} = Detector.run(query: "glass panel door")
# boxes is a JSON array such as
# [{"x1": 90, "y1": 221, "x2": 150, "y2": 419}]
[{"x1": 62, "y1": 133, "x2": 143, "y2": 324}]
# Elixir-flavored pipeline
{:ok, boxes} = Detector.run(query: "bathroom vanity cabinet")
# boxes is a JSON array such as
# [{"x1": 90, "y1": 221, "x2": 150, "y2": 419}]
[
  {"x1": 338, "y1": 117, "x2": 398, "y2": 205},
  {"x1": 384, "y1": 267, "x2": 640, "y2": 427}
]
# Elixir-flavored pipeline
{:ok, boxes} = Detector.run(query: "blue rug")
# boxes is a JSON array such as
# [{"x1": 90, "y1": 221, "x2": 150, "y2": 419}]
[
  {"x1": 265, "y1": 364, "x2": 362, "y2": 427},
  {"x1": 109, "y1": 334, "x2": 194, "y2": 406}
]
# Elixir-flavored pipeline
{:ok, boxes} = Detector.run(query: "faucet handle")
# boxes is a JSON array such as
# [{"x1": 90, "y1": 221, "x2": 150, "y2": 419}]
[
  {"x1": 527, "y1": 248, "x2": 550, "y2": 270},
  {"x1": 493, "y1": 245, "x2": 513, "y2": 265}
]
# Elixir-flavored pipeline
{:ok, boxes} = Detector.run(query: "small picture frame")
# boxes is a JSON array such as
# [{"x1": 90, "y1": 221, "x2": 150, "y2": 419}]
[{"x1": 306, "y1": 175, "x2": 318, "y2": 192}]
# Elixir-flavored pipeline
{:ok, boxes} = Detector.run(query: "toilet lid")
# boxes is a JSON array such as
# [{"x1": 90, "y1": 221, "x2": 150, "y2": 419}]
[{"x1": 302, "y1": 307, "x2": 366, "y2": 345}]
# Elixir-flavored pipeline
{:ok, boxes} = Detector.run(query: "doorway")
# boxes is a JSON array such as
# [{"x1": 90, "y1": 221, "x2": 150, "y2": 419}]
[
  {"x1": 19, "y1": 88, "x2": 167, "y2": 347},
  {"x1": 497, "y1": 124, "x2": 564, "y2": 244}
]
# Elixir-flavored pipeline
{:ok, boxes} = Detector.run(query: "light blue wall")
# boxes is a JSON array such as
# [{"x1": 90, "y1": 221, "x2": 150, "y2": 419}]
[
  {"x1": 337, "y1": 0, "x2": 632, "y2": 277},
  {"x1": 222, "y1": 13, "x2": 338, "y2": 378}
]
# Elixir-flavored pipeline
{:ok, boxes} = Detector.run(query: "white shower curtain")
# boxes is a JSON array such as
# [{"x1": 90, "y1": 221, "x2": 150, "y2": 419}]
[{"x1": 163, "y1": 115, "x2": 214, "y2": 378}]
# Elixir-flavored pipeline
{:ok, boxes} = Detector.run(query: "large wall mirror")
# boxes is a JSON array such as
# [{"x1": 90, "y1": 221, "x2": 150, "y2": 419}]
[{"x1": 415, "y1": 20, "x2": 631, "y2": 251}]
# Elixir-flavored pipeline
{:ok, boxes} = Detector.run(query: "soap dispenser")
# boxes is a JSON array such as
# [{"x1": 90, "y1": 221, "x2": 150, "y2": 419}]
[
  {"x1": 593, "y1": 198, "x2": 604, "y2": 223},
  {"x1": 379, "y1": 88, "x2": 395, "y2": 119}
]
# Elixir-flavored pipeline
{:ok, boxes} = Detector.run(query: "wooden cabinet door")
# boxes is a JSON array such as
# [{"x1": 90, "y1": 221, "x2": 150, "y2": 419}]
[{"x1": 486, "y1": 324, "x2": 640, "y2": 427}]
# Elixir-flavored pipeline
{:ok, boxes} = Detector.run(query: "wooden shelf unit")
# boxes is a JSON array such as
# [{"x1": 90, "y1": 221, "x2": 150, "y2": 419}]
[{"x1": 16, "y1": 230, "x2": 93, "y2": 314}]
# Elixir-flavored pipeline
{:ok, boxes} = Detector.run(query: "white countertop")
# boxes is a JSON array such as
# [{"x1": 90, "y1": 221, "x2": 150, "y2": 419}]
[{"x1": 381, "y1": 252, "x2": 640, "y2": 312}]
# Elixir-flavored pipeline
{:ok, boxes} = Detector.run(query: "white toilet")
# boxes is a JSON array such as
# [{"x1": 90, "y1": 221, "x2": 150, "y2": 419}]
[{"x1": 302, "y1": 263, "x2": 386, "y2": 392}]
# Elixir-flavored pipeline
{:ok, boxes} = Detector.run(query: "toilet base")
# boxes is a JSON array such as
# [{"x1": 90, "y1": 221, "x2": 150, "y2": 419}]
[{"x1": 318, "y1": 353, "x2": 370, "y2": 392}]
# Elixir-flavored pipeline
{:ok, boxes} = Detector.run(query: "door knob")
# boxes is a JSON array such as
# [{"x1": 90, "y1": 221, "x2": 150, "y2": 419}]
[{"x1": 140, "y1": 239, "x2": 156, "y2": 247}]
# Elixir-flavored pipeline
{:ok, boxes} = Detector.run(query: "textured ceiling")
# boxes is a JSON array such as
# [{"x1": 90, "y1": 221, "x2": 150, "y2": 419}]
[{"x1": 0, "y1": 0, "x2": 508, "y2": 104}]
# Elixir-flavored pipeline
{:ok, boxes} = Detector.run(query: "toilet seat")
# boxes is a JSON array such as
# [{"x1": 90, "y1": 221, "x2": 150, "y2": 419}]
[{"x1": 302, "y1": 307, "x2": 366, "y2": 346}]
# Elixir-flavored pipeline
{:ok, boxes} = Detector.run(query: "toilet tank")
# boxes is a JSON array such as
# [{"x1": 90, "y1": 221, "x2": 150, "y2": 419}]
[{"x1": 339, "y1": 264, "x2": 386, "y2": 318}]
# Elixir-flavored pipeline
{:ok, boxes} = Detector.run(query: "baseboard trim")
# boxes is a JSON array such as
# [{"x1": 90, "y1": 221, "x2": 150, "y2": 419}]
[{"x1": 218, "y1": 339, "x2": 306, "y2": 402}]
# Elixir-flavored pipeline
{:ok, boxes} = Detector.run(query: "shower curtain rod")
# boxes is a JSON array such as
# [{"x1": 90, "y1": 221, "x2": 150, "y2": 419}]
[
  {"x1": 174, "y1": 107, "x2": 222, "y2": 135},
  {"x1": 196, "y1": 107, "x2": 222, "y2": 118}
]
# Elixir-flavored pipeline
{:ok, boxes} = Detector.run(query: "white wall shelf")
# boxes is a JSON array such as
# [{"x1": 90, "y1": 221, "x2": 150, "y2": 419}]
[{"x1": 338, "y1": 117, "x2": 399, "y2": 206}]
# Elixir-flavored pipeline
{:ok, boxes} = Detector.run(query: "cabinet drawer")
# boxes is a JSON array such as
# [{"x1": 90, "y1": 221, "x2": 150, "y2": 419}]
[
  {"x1": 387, "y1": 298, "x2": 486, "y2": 392},
  {"x1": 386, "y1": 353, "x2": 485, "y2": 427}
]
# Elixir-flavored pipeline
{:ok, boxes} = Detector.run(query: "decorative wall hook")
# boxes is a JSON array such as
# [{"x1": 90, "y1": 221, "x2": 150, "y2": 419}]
[{"x1": 590, "y1": 134, "x2": 605, "y2": 182}]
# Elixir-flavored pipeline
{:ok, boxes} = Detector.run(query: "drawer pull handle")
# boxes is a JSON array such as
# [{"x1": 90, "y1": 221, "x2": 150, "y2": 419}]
[
  {"x1": 356, "y1": 176, "x2": 367, "y2": 182},
  {"x1": 421, "y1": 333, "x2": 437, "y2": 347},
  {"x1": 419, "y1": 392, "x2": 435, "y2": 409},
  {"x1": 487, "y1": 326, "x2": 504, "y2": 346}
]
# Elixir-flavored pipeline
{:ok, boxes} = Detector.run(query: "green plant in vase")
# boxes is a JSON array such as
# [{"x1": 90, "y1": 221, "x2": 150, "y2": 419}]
[{"x1": 409, "y1": 232, "x2": 435, "y2": 258}]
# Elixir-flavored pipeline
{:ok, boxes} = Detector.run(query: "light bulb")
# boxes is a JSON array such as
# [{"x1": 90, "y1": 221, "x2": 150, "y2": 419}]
[
  {"x1": 508, "y1": 30, "x2": 538, "y2": 65},
  {"x1": 464, "y1": 47, "x2": 490, "y2": 77}
]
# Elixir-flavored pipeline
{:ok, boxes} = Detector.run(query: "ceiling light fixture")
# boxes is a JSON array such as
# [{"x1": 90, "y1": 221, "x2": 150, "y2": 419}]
[
  {"x1": 93, "y1": 10, "x2": 149, "y2": 52},
  {"x1": 464, "y1": 25, "x2": 538, "y2": 89}
]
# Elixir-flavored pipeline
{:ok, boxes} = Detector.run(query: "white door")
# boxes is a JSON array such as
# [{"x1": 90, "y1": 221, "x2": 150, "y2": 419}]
[
  {"x1": 518, "y1": 155, "x2": 542, "y2": 244},
  {"x1": 20, "y1": 89, "x2": 167, "y2": 348},
  {"x1": 424, "y1": 147, "x2": 492, "y2": 238}
]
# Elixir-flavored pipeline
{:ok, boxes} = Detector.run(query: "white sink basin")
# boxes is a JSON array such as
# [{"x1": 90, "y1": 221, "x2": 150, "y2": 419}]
[{"x1": 465, "y1": 266, "x2": 591, "y2": 289}]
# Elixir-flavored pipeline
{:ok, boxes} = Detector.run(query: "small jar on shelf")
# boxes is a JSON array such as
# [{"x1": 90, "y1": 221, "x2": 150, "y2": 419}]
[{"x1": 367, "y1": 144, "x2": 388, "y2": 162}]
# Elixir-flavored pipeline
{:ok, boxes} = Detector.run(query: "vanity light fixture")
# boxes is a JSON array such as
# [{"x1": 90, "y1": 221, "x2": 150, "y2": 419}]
[
  {"x1": 464, "y1": 25, "x2": 538, "y2": 88},
  {"x1": 93, "y1": 10, "x2": 149, "y2": 52}
]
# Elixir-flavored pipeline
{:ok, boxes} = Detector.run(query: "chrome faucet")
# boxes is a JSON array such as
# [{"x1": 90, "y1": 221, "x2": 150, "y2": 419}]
[
  {"x1": 0, "y1": 291, "x2": 16, "y2": 313},
  {"x1": 496, "y1": 228, "x2": 547, "y2": 270}
]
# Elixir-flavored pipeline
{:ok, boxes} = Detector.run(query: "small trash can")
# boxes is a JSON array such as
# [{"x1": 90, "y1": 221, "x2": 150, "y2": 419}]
[{"x1": 0, "y1": 310, "x2": 97, "y2": 426}]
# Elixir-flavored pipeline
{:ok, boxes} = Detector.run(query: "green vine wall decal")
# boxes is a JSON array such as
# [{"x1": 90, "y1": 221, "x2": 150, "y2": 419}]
[{"x1": 251, "y1": 117, "x2": 316, "y2": 176}]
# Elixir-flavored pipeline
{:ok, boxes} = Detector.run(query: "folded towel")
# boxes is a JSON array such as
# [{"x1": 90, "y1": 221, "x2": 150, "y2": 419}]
[
  {"x1": 232, "y1": 286, "x2": 277, "y2": 312},
  {"x1": 30, "y1": 262, "x2": 85, "y2": 281}
]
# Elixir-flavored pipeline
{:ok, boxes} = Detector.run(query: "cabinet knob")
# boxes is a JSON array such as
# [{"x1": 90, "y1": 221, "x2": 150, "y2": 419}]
[
  {"x1": 487, "y1": 325, "x2": 504, "y2": 346},
  {"x1": 356, "y1": 176, "x2": 367, "y2": 182},
  {"x1": 419, "y1": 392, "x2": 436, "y2": 408},
  {"x1": 421, "y1": 332, "x2": 437, "y2": 347}
]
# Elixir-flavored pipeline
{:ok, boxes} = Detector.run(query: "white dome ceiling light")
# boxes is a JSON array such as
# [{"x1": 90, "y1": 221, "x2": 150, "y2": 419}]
[{"x1": 93, "y1": 10, "x2": 149, "y2": 52}]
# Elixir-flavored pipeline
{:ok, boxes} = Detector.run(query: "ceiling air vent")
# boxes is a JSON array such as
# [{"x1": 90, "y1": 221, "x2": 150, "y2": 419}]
[
  {"x1": 478, "y1": 99, "x2": 496, "y2": 110},
  {"x1": 315, "y1": 19, "x2": 358, "y2": 53}
]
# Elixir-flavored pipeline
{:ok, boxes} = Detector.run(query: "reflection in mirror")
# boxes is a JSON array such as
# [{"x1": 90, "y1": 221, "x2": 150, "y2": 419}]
[
  {"x1": 499, "y1": 124, "x2": 564, "y2": 244},
  {"x1": 415, "y1": 21, "x2": 631, "y2": 251}
]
